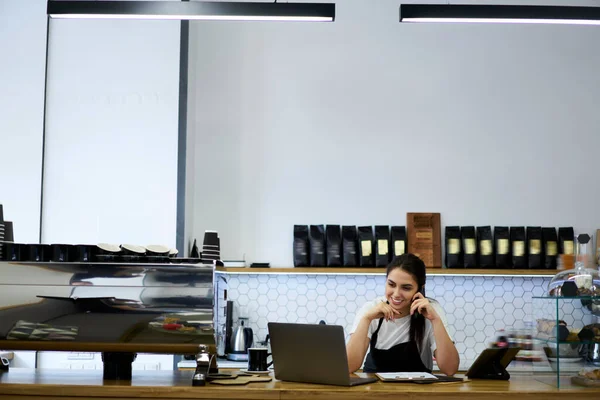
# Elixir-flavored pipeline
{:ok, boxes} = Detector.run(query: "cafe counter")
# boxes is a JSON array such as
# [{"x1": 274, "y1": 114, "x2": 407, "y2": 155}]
[{"x1": 1, "y1": 369, "x2": 599, "y2": 400}]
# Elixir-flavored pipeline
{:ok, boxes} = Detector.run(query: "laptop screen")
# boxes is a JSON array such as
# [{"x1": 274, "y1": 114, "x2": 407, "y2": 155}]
[{"x1": 268, "y1": 322, "x2": 354, "y2": 386}]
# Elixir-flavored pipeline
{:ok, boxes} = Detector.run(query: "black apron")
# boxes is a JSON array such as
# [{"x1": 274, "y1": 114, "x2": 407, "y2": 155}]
[{"x1": 363, "y1": 318, "x2": 431, "y2": 373}]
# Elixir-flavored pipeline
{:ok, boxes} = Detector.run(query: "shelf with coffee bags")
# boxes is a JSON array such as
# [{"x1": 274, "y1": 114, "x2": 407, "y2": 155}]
[
  {"x1": 291, "y1": 223, "x2": 573, "y2": 275},
  {"x1": 445, "y1": 226, "x2": 572, "y2": 270},
  {"x1": 215, "y1": 266, "x2": 556, "y2": 276}
]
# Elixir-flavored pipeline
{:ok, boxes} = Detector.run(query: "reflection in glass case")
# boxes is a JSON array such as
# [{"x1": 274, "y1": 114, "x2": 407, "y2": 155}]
[
  {"x1": 0, "y1": 261, "x2": 215, "y2": 353},
  {"x1": 532, "y1": 296, "x2": 600, "y2": 388}
]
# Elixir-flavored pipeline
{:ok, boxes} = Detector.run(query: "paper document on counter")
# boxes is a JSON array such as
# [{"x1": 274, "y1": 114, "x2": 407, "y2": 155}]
[{"x1": 376, "y1": 372, "x2": 438, "y2": 381}]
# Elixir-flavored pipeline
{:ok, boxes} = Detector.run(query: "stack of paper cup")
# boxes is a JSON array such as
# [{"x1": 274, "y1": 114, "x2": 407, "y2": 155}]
[{"x1": 201, "y1": 230, "x2": 220, "y2": 264}]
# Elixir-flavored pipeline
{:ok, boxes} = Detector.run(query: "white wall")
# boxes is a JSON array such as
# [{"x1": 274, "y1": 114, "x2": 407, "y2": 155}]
[
  {"x1": 2, "y1": 1, "x2": 183, "y2": 368},
  {"x1": 0, "y1": 0, "x2": 47, "y2": 243},
  {"x1": 189, "y1": 0, "x2": 600, "y2": 266},
  {"x1": 41, "y1": 18, "x2": 181, "y2": 246},
  {"x1": 0, "y1": 0, "x2": 183, "y2": 248}
]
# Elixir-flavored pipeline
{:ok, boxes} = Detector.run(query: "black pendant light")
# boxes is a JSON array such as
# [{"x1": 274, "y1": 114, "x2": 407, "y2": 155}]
[
  {"x1": 48, "y1": 1, "x2": 335, "y2": 22},
  {"x1": 400, "y1": 4, "x2": 600, "y2": 25}
]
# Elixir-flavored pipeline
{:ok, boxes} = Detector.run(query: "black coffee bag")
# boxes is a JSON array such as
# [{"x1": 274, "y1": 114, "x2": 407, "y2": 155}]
[
  {"x1": 309, "y1": 225, "x2": 326, "y2": 267},
  {"x1": 461, "y1": 226, "x2": 477, "y2": 268},
  {"x1": 558, "y1": 227, "x2": 575, "y2": 255},
  {"x1": 293, "y1": 225, "x2": 310, "y2": 267},
  {"x1": 494, "y1": 226, "x2": 511, "y2": 268},
  {"x1": 510, "y1": 226, "x2": 527, "y2": 268},
  {"x1": 477, "y1": 226, "x2": 494, "y2": 268},
  {"x1": 342, "y1": 226, "x2": 358, "y2": 267},
  {"x1": 326, "y1": 225, "x2": 342, "y2": 267},
  {"x1": 375, "y1": 225, "x2": 390, "y2": 267},
  {"x1": 358, "y1": 226, "x2": 374, "y2": 267},
  {"x1": 445, "y1": 226, "x2": 462, "y2": 268},
  {"x1": 390, "y1": 226, "x2": 407, "y2": 258},
  {"x1": 542, "y1": 227, "x2": 558, "y2": 269},
  {"x1": 527, "y1": 226, "x2": 543, "y2": 269}
]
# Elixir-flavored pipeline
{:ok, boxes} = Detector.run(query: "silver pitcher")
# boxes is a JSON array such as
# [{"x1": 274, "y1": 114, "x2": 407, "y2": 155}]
[
  {"x1": 586, "y1": 342, "x2": 600, "y2": 366},
  {"x1": 227, "y1": 317, "x2": 253, "y2": 361}
]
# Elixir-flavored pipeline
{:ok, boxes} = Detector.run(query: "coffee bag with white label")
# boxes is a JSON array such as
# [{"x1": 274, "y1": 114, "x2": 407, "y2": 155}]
[
  {"x1": 461, "y1": 226, "x2": 477, "y2": 268},
  {"x1": 445, "y1": 226, "x2": 462, "y2": 268},
  {"x1": 510, "y1": 226, "x2": 527, "y2": 268},
  {"x1": 477, "y1": 226, "x2": 494, "y2": 268},
  {"x1": 375, "y1": 225, "x2": 390, "y2": 267},
  {"x1": 342, "y1": 226, "x2": 358, "y2": 267},
  {"x1": 309, "y1": 225, "x2": 326, "y2": 267},
  {"x1": 542, "y1": 227, "x2": 558, "y2": 269},
  {"x1": 293, "y1": 225, "x2": 310, "y2": 267},
  {"x1": 326, "y1": 225, "x2": 342, "y2": 267},
  {"x1": 358, "y1": 226, "x2": 374, "y2": 267},
  {"x1": 558, "y1": 227, "x2": 574, "y2": 256},
  {"x1": 494, "y1": 226, "x2": 511, "y2": 268},
  {"x1": 527, "y1": 226, "x2": 542, "y2": 269},
  {"x1": 390, "y1": 226, "x2": 407, "y2": 258}
]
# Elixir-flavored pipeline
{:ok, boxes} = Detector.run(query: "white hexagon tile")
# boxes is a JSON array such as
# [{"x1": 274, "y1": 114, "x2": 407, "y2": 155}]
[{"x1": 216, "y1": 273, "x2": 587, "y2": 367}]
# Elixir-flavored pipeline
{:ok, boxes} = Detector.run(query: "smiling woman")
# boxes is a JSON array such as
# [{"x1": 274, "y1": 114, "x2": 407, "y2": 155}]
[{"x1": 346, "y1": 254, "x2": 459, "y2": 376}]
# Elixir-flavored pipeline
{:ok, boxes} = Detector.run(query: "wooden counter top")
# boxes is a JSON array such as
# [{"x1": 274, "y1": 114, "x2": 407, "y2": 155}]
[{"x1": 0, "y1": 369, "x2": 598, "y2": 400}]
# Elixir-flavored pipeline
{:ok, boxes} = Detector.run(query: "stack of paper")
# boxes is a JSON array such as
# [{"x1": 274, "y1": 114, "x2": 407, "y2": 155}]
[{"x1": 376, "y1": 372, "x2": 438, "y2": 381}]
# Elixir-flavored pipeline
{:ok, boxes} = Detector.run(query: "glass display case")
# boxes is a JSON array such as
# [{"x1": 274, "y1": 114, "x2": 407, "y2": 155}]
[{"x1": 532, "y1": 295, "x2": 600, "y2": 388}]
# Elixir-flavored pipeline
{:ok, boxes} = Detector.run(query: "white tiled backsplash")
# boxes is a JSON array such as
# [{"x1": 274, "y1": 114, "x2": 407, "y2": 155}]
[{"x1": 216, "y1": 273, "x2": 586, "y2": 366}]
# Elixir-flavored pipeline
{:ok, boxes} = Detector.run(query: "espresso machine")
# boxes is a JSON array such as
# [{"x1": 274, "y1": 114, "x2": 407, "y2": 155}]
[{"x1": 0, "y1": 249, "x2": 217, "y2": 383}]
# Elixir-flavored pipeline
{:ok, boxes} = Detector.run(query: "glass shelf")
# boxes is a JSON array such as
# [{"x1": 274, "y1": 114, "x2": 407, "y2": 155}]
[
  {"x1": 216, "y1": 266, "x2": 557, "y2": 277},
  {"x1": 534, "y1": 338, "x2": 600, "y2": 345}
]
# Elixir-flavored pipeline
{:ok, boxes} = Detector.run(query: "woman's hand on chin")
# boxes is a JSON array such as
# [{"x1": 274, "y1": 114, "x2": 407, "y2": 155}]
[{"x1": 364, "y1": 300, "x2": 402, "y2": 322}]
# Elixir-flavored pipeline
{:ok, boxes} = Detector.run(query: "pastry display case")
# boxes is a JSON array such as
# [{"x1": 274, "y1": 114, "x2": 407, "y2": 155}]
[{"x1": 532, "y1": 295, "x2": 600, "y2": 388}]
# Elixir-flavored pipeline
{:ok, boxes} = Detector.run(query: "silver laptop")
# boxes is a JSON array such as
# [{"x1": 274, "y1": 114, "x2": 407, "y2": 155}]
[{"x1": 268, "y1": 322, "x2": 378, "y2": 387}]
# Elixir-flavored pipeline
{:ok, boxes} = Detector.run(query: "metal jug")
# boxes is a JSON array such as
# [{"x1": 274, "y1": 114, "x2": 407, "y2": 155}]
[
  {"x1": 227, "y1": 318, "x2": 253, "y2": 361},
  {"x1": 586, "y1": 342, "x2": 600, "y2": 366}
]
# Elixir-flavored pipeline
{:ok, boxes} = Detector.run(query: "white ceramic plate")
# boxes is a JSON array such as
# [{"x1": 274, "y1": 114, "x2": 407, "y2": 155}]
[
  {"x1": 146, "y1": 244, "x2": 171, "y2": 254},
  {"x1": 121, "y1": 244, "x2": 146, "y2": 254},
  {"x1": 97, "y1": 243, "x2": 121, "y2": 253},
  {"x1": 548, "y1": 357, "x2": 583, "y2": 363},
  {"x1": 240, "y1": 369, "x2": 270, "y2": 375}
]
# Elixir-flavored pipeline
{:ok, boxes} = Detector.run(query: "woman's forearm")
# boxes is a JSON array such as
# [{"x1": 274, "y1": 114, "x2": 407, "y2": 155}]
[
  {"x1": 346, "y1": 317, "x2": 371, "y2": 373},
  {"x1": 431, "y1": 319, "x2": 459, "y2": 376}
]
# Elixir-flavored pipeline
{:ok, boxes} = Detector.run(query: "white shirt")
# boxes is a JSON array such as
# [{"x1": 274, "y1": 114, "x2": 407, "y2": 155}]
[{"x1": 349, "y1": 296, "x2": 452, "y2": 371}]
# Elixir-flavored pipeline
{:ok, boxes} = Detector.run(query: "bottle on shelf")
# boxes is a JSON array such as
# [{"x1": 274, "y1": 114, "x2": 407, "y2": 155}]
[{"x1": 493, "y1": 329, "x2": 509, "y2": 349}]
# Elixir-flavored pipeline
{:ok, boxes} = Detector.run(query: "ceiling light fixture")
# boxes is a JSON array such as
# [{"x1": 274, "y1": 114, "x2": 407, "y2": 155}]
[
  {"x1": 399, "y1": 4, "x2": 600, "y2": 25},
  {"x1": 47, "y1": 1, "x2": 335, "y2": 22}
]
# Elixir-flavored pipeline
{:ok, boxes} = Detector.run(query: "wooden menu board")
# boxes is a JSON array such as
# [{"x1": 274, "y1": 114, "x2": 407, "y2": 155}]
[{"x1": 407, "y1": 213, "x2": 442, "y2": 268}]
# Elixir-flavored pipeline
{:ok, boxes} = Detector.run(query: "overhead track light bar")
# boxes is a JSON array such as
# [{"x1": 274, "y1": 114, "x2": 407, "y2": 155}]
[
  {"x1": 399, "y1": 4, "x2": 600, "y2": 25},
  {"x1": 48, "y1": 1, "x2": 335, "y2": 22}
]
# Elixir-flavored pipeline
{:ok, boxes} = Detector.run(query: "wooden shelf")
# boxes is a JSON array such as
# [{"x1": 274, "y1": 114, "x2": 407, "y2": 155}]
[{"x1": 216, "y1": 266, "x2": 556, "y2": 277}]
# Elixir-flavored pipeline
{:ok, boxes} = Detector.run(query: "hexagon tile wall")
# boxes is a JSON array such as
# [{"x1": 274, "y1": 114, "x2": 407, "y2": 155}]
[{"x1": 216, "y1": 274, "x2": 585, "y2": 368}]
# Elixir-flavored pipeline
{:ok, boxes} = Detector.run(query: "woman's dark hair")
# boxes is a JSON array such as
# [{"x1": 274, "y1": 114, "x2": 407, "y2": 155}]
[{"x1": 386, "y1": 253, "x2": 426, "y2": 349}]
